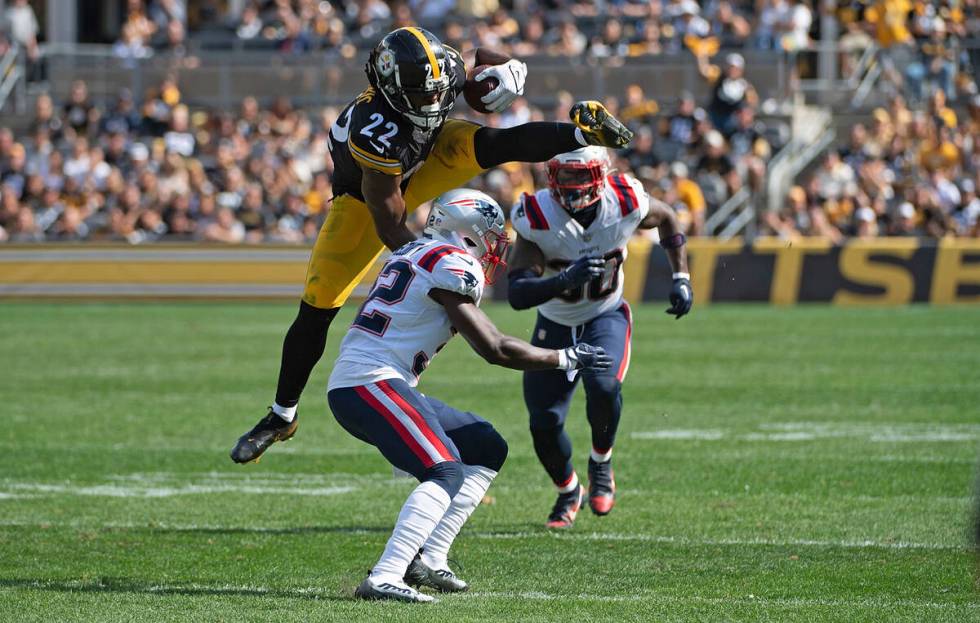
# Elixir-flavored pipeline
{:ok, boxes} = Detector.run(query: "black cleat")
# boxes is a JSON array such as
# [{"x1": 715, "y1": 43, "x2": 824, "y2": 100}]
[
  {"x1": 546, "y1": 484, "x2": 585, "y2": 529},
  {"x1": 404, "y1": 551, "x2": 469, "y2": 593},
  {"x1": 230, "y1": 408, "x2": 298, "y2": 464},
  {"x1": 588, "y1": 458, "x2": 616, "y2": 516},
  {"x1": 355, "y1": 575, "x2": 436, "y2": 603},
  {"x1": 570, "y1": 101, "x2": 634, "y2": 148}
]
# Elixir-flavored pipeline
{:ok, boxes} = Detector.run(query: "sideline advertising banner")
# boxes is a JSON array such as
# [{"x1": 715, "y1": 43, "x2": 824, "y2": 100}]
[
  {"x1": 0, "y1": 238, "x2": 977, "y2": 304},
  {"x1": 627, "y1": 238, "x2": 979, "y2": 305}
]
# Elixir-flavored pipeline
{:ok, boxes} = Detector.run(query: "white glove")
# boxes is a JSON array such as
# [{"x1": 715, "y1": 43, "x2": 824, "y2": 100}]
[{"x1": 477, "y1": 59, "x2": 528, "y2": 113}]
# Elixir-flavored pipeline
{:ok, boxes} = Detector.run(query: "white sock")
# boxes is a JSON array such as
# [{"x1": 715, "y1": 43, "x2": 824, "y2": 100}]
[
  {"x1": 590, "y1": 447, "x2": 612, "y2": 463},
  {"x1": 271, "y1": 402, "x2": 297, "y2": 422},
  {"x1": 557, "y1": 471, "x2": 579, "y2": 494},
  {"x1": 421, "y1": 465, "x2": 497, "y2": 571},
  {"x1": 574, "y1": 127, "x2": 588, "y2": 146},
  {"x1": 371, "y1": 480, "x2": 452, "y2": 584}
]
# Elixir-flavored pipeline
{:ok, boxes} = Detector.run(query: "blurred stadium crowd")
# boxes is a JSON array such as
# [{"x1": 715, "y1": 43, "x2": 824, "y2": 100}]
[{"x1": 0, "y1": 0, "x2": 977, "y2": 243}]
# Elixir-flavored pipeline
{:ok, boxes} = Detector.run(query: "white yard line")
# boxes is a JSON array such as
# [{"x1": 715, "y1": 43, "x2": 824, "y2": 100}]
[
  {"x1": 3, "y1": 580, "x2": 973, "y2": 610},
  {"x1": 104, "y1": 471, "x2": 400, "y2": 484},
  {"x1": 0, "y1": 482, "x2": 356, "y2": 498},
  {"x1": 465, "y1": 530, "x2": 965, "y2": 551},
  {"x1": 0, "y1": 440, "x2": 376, "y2": 456},
  {"x1": 0, "y1": 469, "x2": 418, "y2": 499},
  {"x1": 468, "y1": 590, "x2": 979, "y2": 610},
  {"x1": 632, "y1": 421, "x2": 980, "y2": 444},
  {"x1": 0, "y1": 519, "x2": 964, "y2": 551}
]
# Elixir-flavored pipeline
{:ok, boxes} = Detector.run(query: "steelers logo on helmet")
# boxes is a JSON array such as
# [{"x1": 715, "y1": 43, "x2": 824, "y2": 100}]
[
  {"x1": 376, "y1": 49, "x2": 396, "y2": 78},
  {"x1": 366, "y1": 27, "x2": 457, "y2": 132}
]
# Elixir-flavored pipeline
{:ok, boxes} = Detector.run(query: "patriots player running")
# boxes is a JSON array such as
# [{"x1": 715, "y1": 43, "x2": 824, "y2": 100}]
[
  {"x1": 329, "y1": 190, "x2": 612, "y2": 602},
  {"x1": 508, "y1": 146, "x2": 693, "y2": 528},
  {"x1": 231, "y1": 27, "x2": 633, "y2": 464}
]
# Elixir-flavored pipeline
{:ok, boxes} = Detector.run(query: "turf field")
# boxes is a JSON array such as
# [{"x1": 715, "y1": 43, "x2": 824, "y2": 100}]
[{"x1": 1, "y1": 302, "x2": 978, "y2": 622}]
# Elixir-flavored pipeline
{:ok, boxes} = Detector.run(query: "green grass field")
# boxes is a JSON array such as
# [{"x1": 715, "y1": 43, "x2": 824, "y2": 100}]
[{"x1": 1, "y1": 302, "x2": 978, "y2": 622}]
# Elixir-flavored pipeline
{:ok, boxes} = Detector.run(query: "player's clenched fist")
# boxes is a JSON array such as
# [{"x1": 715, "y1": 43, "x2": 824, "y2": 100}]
[
  {"x1": 666, "y1": 275, "x2": 693, "y2": 319},
  {"x1": 559, "y1": 255, "x2": 606, "y2": 289}
]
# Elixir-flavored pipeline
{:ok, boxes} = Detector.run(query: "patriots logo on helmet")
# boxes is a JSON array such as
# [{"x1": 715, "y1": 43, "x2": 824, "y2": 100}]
[
  {"x1": 461, "y1": 271, "x2": 479, "y2": 292},
  {"x1": 448, "y1": 199, "x2": 499, "y2": 229},
  {"x1": 476, "y1": 203, "x2": 501, "y2": 229}
]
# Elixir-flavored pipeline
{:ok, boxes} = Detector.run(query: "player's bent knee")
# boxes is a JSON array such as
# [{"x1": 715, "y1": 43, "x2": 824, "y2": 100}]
[
  {"x1": 422, "y1": 460, "x2": 464, "y2": 498},
  {"x1": 583, "y1": 375, "x2": 622, "y2": 401},
  {"x1": 476, "y1": 426, "x2": 508, "y2": 472},
  {"x1": 446, "y1": 422, "x2": 508, "y2": 472}
]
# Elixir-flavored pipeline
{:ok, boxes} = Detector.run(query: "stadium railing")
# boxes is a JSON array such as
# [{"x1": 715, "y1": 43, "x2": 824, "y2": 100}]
[
  {"x1": 22, "y1": 43, "x2": 791, "y2": 112},
  {"x1": 797, "y1": 40, "x2": 880, "y2": 108},
  {"x1": 0, "y1": 46, "x2": 25, "y2": 113}
]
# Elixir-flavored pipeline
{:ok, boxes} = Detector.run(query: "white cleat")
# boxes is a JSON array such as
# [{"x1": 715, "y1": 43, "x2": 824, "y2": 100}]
[{"x1": 354, "y1": 576, "x2": 437, "y2": 603}]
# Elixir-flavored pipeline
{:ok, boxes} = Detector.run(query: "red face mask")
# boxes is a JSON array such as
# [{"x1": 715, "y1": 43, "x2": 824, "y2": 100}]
[
  {"x1": 547, "y1": 159, "x2": 606, "y2": 213},
  {"x1": 479, "y1": 230, "x2": 510, "y2": 285}
]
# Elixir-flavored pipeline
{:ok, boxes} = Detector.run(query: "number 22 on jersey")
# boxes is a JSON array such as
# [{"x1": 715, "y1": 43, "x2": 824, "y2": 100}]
[{"x1": 352, "y1": 260, "x2": 414, "y2": 336}]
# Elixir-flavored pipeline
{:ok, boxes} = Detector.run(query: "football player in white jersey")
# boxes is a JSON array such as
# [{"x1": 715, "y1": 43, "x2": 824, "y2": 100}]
[
  {"x1": 327, "y1": 189, "x2": 613, "y2": 602},
  {"x1": 507, "y1": 146, "x2": 693, "y2": 528}
]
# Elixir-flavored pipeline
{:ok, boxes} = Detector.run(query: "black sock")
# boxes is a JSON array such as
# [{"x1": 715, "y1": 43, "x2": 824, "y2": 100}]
[
  {"x1": 474, "y1": 123, "x2": 581, "y2": 169},
  {"x1": 274, "y1": 301, "x2": 339, "y2": 408}
]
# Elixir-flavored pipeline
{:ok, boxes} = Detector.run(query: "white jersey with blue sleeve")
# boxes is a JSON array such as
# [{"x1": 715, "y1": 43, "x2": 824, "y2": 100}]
[
  {"x1": 328, "y1": 238, "x2": 485, "y2": 390},
  {"x1": 510, "y1": 173, "x2": 649, "y2": 327}
]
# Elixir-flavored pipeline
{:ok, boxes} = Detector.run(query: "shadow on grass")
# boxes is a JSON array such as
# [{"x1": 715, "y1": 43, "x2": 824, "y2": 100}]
[{"x1": 0, "y1": 577, "x2": 350, "y2": 602}]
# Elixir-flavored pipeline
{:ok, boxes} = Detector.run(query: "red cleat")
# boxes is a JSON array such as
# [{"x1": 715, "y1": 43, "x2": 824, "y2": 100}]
[
  {"x1": 588, "y1": 458, "x2": 616, "y2": 516},
  {"x1": 546, "y1": 484, "x2": 585, "y2": 529}
]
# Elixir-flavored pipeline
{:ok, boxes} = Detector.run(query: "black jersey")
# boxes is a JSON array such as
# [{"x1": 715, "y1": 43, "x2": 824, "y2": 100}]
[{"x1": 329, "y1": 47, "x2": 466, "y2": 201}]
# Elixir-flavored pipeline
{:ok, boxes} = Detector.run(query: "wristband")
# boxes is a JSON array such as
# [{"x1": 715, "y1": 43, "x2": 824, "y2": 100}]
[
  {"x1": 662, "y1": 233, "x2": 687, "y2": 249},
  {"x1": 672, "y1": 272, "x2": 690, "y2": 280},
  {"x1": 556, "y1": 348, "x2": 570, "y2": 370}
]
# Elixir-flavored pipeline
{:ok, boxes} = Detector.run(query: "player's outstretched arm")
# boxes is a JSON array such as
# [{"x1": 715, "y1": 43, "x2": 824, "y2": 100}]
[
  {"x1": 361, "y1": 169, "x2": 417, "y2": 251},
  {"x1": 507, "y1": 234, "x2": 605, "y2": 310},
  {"x1": 430, "y1": 288, "x2": 612, "y2": 372},
  {"x1": 640, "y1": 199, "x2": 693, "y2": 319}
]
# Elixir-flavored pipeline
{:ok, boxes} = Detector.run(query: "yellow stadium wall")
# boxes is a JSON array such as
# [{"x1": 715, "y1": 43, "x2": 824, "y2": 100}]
[{"x1": 0, "y1": 238, "x2": 977, "y2": 304}]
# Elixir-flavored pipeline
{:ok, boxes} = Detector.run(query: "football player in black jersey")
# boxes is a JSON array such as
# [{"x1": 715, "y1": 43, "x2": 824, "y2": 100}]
[{"x1": 231, "y1": 26, "x2": 634, "y2": 464}]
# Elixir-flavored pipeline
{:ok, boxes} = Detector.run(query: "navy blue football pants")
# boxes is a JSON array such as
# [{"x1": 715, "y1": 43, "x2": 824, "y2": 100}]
[
  {"x1": 524, "y1": 303, "x2": 632, "y2": 488},
  {"x1": 328, "y1": 378, "x2": 508, "y2": 498}
]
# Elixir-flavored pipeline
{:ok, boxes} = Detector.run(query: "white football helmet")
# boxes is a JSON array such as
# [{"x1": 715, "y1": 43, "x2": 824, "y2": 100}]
[
  {"x1": 425, "y1": 189, "x2": 510, "y2": 284},
  {"x1": 547, "y1": 146, "x2": 611, "y2": 213}
]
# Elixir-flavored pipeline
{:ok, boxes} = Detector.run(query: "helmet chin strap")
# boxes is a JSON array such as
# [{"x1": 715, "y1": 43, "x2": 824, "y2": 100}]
[
  {"x1": 568, "y1": 201, "x2": 600, "y2": 229},
  {"x1": 406, "y1": 113, "x2": 441, "y2": 131}
]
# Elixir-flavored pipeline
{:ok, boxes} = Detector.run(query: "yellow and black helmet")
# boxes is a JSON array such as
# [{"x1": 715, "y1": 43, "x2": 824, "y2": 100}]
[{"x1": 366, "y1": 27, "x2": 457, "y2": 132}]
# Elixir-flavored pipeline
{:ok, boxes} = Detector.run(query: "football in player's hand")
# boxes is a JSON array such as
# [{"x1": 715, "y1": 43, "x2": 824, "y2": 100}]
[{"x1": 464, "y1": 64, "x2": 499, "y2": 115}]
